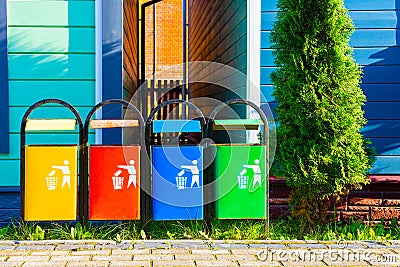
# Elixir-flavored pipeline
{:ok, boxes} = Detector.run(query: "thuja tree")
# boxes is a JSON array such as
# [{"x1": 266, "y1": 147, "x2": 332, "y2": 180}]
[{"x1": 270, "y1": 0, "x2": 372, "y2": 231}]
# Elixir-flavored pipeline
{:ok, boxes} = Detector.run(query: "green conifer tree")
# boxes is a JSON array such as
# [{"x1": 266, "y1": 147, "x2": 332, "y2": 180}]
[{"x1": 270, "y1": 0, "x2": 372, "y2": 232}]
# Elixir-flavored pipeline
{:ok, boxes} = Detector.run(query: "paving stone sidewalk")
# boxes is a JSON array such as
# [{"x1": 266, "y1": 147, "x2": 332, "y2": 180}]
[{"x1": 0, "y1": 239, "x2": 399, "y2": 266}]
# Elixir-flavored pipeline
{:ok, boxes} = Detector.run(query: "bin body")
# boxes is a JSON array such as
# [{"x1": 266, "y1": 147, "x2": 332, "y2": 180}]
[
  {"x1": 24, "y1": 145, "x2": 78, "y2": 221},
  {"x1": 214, "y1": 145, "x2": 267, "y2": 219},
  {"x1": 152, "y1": 145, "x2": 203, "y2": 220},
  {"x1": 89, "y1": 145, "x2": 140, "y2": 220}
]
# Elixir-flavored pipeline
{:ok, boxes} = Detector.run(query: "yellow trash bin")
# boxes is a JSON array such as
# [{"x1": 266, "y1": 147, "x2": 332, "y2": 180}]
[
  {"x1": 20, "y1": 99, "x2": 83, "y2": 222},
  {"x1": 24, "y1": 145, "x2": 78, "y2": 221}
]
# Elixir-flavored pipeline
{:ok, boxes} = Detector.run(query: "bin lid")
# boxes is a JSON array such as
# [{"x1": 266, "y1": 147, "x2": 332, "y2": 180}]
[
  {"x1": 25, "y1": 119, "x2": 76, "y2": 131},
  {"x1": 212, "y1": 119, "x2": 262, "y2": 130},
  {"x1": 90, "y1": 119, "x2": 139, "y2": 129},
  {"x1": 153, "y1": 120, "x2": 201, "y2": 133}
]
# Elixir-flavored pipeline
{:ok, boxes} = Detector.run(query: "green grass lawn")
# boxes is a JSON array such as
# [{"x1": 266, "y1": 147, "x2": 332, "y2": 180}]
[{"x1": 1, "y1": 216, "x2": 399, "y2": 242}]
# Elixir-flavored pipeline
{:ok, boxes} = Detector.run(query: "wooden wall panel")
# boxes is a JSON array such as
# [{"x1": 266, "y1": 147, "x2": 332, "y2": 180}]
[
  {"x1": 123, "y1": 0, "x2": 138, "y2": 97},
  {"x1": 188, "y1": 0, "x2": 247, "y2": 102}
]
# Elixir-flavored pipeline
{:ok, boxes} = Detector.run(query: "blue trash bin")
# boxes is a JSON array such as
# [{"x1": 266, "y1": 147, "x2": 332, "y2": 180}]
[
  {"x1": 145, "y1": 99, "x2": 205, "y2": 220},
  {"x1": 152, "y1": 145, "x2": 203, "y2": 220}
]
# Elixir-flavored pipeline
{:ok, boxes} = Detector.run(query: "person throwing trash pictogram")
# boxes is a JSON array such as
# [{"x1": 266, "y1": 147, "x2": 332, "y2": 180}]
[
  {"x1": 180, "y1": 160, "x2": 200, "y2": 188},
  {"x1": 118, "y1": 160, "x2": 137, "y2": 188},
  {"x1": 51, "y1": 160, "x2": 71, "y2": 189},
  {"x1": 241, "y1": 159, "x2": 262, "y2": 187}
]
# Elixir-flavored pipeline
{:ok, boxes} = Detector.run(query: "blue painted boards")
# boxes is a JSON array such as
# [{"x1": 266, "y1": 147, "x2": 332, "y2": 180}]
[
  {"x1": 102, "y1": 0, "x2": 123, "y2": 144},
  {"x1": 152, "y1": 146, "x2": 203, "y2": 220},
  {"x1": 260, "y1": 0, "x2": 400, "y2": 174},
  {"x1": 0, "y1": 0, "x2": 9, "y2": 153},
  {"x1": 152, "y1": 120, "x2": 202, "y2": 133}
]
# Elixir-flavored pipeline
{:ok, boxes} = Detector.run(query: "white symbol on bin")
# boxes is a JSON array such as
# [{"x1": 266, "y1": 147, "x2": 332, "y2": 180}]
[
  {"x1": 176, "y1": 170, "x2": 188, "y2": 190},
  {"x1": 117, "y1": 160, "x2": 137, "y2": 188},
  {"x1": 46, "y1": 160, "x2": 71, "y2": 190},
  {"x1": 112, "y1": 170, "x2": 124, "y2": 190},
  {"x1": 112, "y1": 160, "x2": 136, "y2": 190},
  {"x1": 238, "y1": 159, "x2": 262, "y2": 190},
  {"x1": 180, "y1": 160, "x2": 200, "y2": 188},
  {"x1": 237, "y1": 174, "x2": 249, "y2": 189},
  {"x1": 46, "y1": 170, "x2": 58, "y2": 190}
]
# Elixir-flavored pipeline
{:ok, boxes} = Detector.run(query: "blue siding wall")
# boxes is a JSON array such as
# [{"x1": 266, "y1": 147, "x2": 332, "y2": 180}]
[
  {"x1": 102, "y1": 0, "x2": 123, "y2": 144},
  {"x1": 3, "y1": 0, "x2": 96, "y2": 189},
  {"x1": 0, "y1": 0, "x2": 9, "y2": 154},
  {"x1": 262, "y1": 0, "x2": 400, "y2": 174}
]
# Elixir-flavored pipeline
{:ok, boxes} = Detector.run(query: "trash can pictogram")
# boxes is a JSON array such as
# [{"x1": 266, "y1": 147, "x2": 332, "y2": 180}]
[
  {"x1": 83, "y1": 99, "x2": 145, "y2": 221},
  {"x1": 146, "y1": 99, "x2": 206, "y2": 220},
  {"x1": 207, "y1": 99, "x2": 269, "y2": 221},
  {"x1": 20, "y1": 99, "x2": 83, "y2": 221}
]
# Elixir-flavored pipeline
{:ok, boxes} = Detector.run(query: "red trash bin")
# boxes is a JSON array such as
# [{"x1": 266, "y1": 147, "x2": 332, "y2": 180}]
[
  {"x1": 89, "y1": 145, "x2": 140, "y2": 220},
  {"x1": 83, "y1": 99, "x2": 145, "y2": 221}
]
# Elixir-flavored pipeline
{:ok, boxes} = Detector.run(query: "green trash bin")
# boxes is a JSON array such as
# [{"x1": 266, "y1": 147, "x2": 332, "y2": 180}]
[
  {"x1": 208, "y1": 99, "x2": 269, "y2": 220},
  {"x1": 214, "y1": 144, "x2": 266, "y2": 218}
]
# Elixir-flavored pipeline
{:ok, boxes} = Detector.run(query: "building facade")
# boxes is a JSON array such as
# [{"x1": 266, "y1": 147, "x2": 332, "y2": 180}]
[{"x1": 0, "y1": 0, "x2": 399, "y2": 223}]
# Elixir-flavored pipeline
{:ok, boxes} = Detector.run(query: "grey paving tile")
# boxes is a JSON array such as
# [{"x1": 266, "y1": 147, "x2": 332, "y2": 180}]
[
  {"x1": 66, "y1": 261, "x2": 109, "y2": 267},
  {"x1": 133, "y1": 254, "x2": 173, "y2": 261},
  {"x1": 0, "y1": 246, "x2": 16, "y2": 251},
  {"x1": 191, "y1": 249, "x2": 230, "y2": 255},
  {"x1": 281, "y1": 260, "x2": 326, "y2": 266},
  {"x1": 7, "y1": 256, "x2": 49, "y2": 262},
  {"x1": 22, "y1": 263, "x2": 66, "y2": 267},
  {"x1": 1, "y1": 262, "x2": 23, "y2": 267},
  {"x1": 0, "y1": 242, "x2": 17, "y2": 246},
  {"x1": 153, "y1": 260, "x2": 195, "y2": 266},
  {"x1": 70, "y1": 250, "x2": 111, "y2": 256},
  {"x1": 171, "y1": 241, "x2": 210, "y2": 249},
  {"x1": 111, "y1": 249, "x2": 150, "y2": 255},
  {"x1": 113, "y1": 241, "x2": 133, "y2": 250},
  {"x1": 278, "y1": 240, "x2": 307, "y2": 244},
  {"x1": 49, "y1": 240, "x2": 115, "y2": 245},
  {"x1": 0, "y1": 251, "x2": 30, "y2": 256},
  {"x1": 362, "y1": 241, "x2": 387, "y2": 248},
  {"x1": 133, "y1": 241, "x2": 171, "y2": 249},
  {"x1": 13, "y1": 241, "x2": 45, "y2": 245},
  {"x1": 0, "y1": 263, "x2": 23, "y2": 267},
  {"x1": 55, "y1": 244, "x2": 94, "y2": 251},
  {"x1": 92, "y1": 255, "x2": 132, "y2": 261},
  {"x1": 230, "y1": 248, "x2": 267, "y2": 256},
  {"x1": 95, "y1": 243, "x2": 132, "y2": 250},
  {"x1": 238, "y1": 260, "x2": 282, "y2": 266},
  {"x1": 49, "y1": 255, "x2": 91, "y2": 262},
  {"x1": 385, "y1": 244, "x2": 400, "y2": 249},
  {"x1": 152, "y1": 249, "x2": 191, "y2": 255},
  {"x1": 215, "y1": 254, "x2": 256, "y2": 261},
  {"x1": 174, "y1": 254, "x2": 215, "y2": 261},
  {"x1": 327, "y1": 243, "x2": 366, "y2": 249},
  {"x1": 322, "y1": 259, "x2": 370, "y2": 266},
  {"x1": 109, "y1": 261, "x2": 150, "y2": 267},
  {"x1": 30, "y1": 250, "x2": 70, "y2": 256},
  {"x1": 210, "y1": 243, "x2": 248, "y2": 250},
  {"x1": 15, "y1": 245, "x2": 55, "y2": 251},
  {"x1": 195, "y1": 260, "x2": 238, "y2": 266},
  {"x1": 287, "y1": 243, "x2": 326, "y2": 249},
  {"x1": 249, "y1": 243, "x2": 286, "y2": 249}
]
